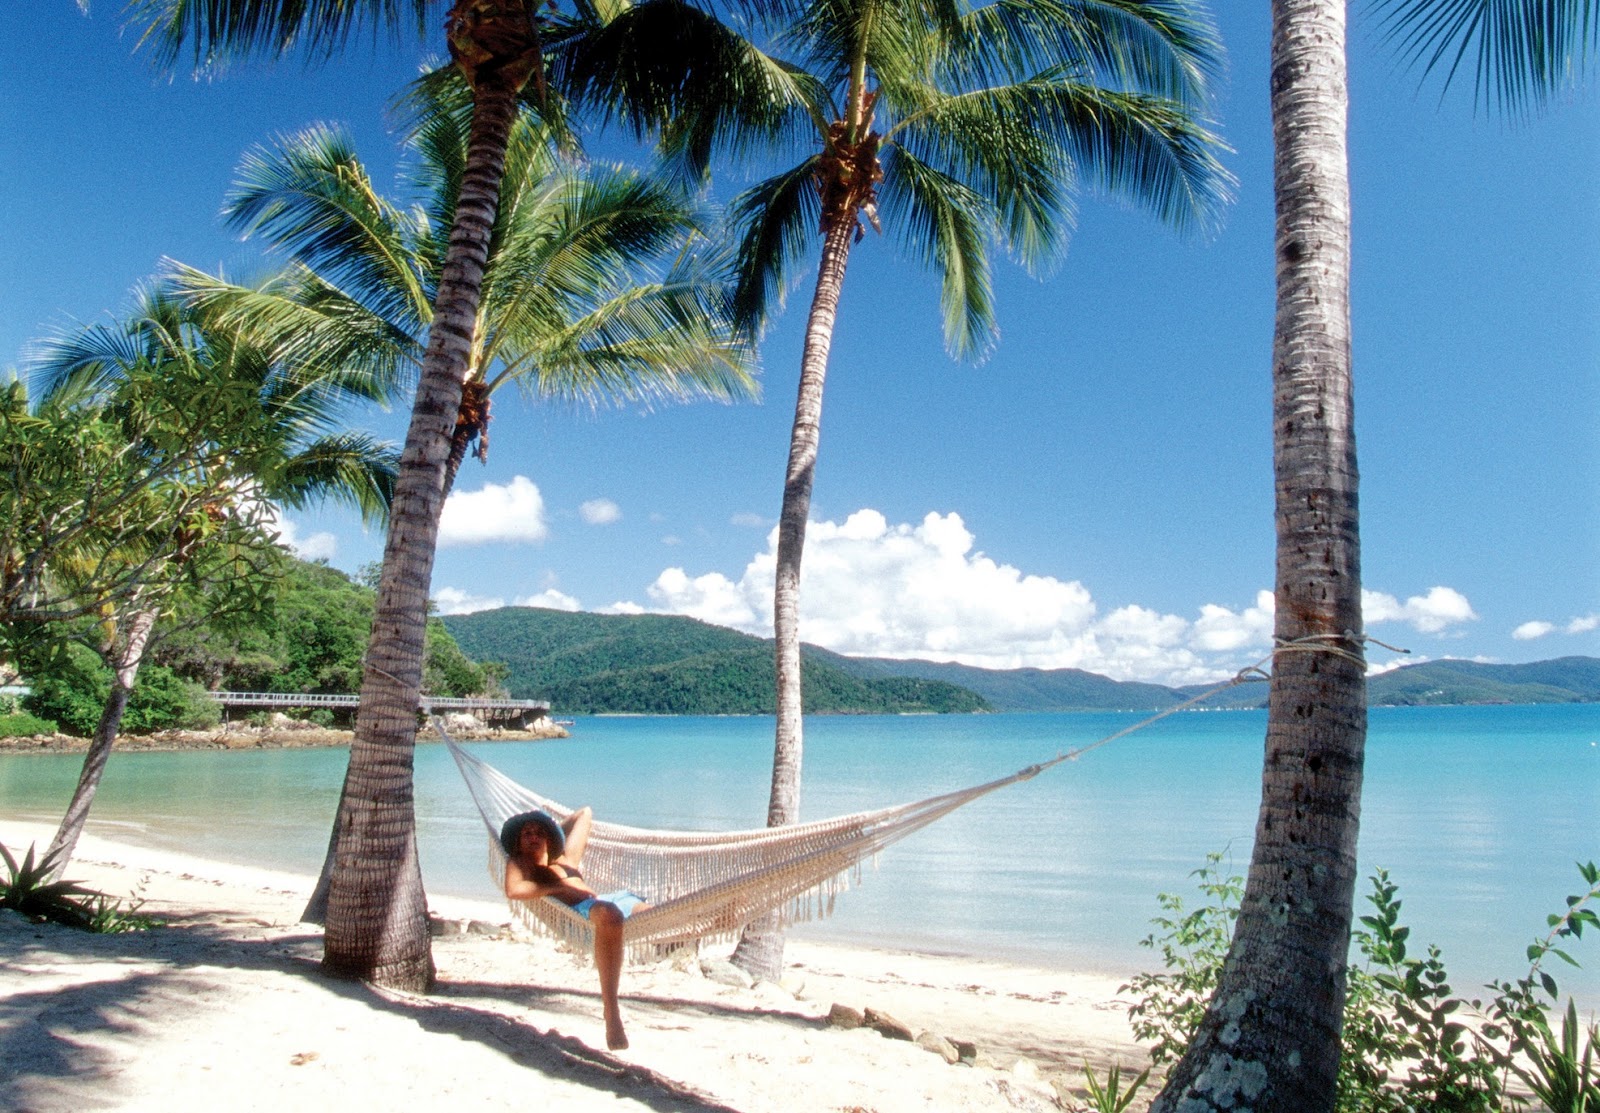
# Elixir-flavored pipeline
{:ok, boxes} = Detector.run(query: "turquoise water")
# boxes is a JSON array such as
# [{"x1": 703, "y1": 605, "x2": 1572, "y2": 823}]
[{"x1": 2, "y1": 705, "x2": 1596, "y2": 1002}]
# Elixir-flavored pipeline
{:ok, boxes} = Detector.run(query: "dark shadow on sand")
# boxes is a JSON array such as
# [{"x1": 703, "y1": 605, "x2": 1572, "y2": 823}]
[{"x1": 0, "y1": 913, "x2": 754, "y2": 1113}]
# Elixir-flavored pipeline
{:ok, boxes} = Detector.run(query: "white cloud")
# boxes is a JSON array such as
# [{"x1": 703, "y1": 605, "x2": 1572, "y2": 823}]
[
  {"x1": 1568, "y1": 614, "x2": 1599, "y2": 634},
  {"x1": 513, "y1": 589, "x2": 582, "y2": 612},
  {"x1": 438, "y1": 476, "x2": 549, "y2": 547},
  {"x1": 730, "y1": 512, "x2": 769, "y2": 528},
  {"x1": 635, "y1": 509, "x2": 1286, "y2": 685},
  {"x1": 579, "y1": 498, "x2": 621, "y2": 525},
  {"x1": 1513, "y1": 620, "x2": 1556, "y2": 641},
  {"x1": 433, "y1": 587, "x2": 505, "y2": 615},
  {"x1": 1362, "y1": 586, "x2": 1477, "y2": 635},
  {"x1": 268, "y1": 511, "x2": 338, "y2": 562},
  {"x1": 648, "y1": 567, "x2": 761, "y2": 628},
  {"x1": 1191, "y1": 591, "x2": 1275, "y2": 652}
]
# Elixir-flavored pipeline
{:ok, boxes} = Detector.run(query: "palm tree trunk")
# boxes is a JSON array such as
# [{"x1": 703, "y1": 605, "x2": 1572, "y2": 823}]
[
  {"x1": 320, "y1": 70, "x2": 525, "y2": 992},
  {"x1": 731, "y1": 213, "x2": 857, "y2": 982},
  {"x1": 1151, "y1": 0, "x2": 1364, "y2": 1109},
  {"x1": 44, "y1": 608, "x2": 158, "y2": 880}
]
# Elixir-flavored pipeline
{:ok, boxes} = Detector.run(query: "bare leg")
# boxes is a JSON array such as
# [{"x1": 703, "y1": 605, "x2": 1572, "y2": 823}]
[
  {"x1": 591, "y1": 902, "x2": 628, "y2": 1049},
  {"x1": 558, "y1": 806, "x2": 594, "y2": 868}
]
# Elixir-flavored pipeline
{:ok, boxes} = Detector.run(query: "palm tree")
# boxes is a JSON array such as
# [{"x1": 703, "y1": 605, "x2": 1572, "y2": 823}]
[
  {"x1": 1149, "y1": 2, "x2": 1595, "y2": 1109},
  {"x1": 572, "y1": 0, "x2": 1231, "y2": 979},
  {"x1": 27, "y1": 284, "x2": 398, "y2": 880},
  {"x1": 126, "y1": 0, "x2": 643, "y2": 989},
  {"x1": 176, "y1": 81, "x2": 755, "y2": 921}
]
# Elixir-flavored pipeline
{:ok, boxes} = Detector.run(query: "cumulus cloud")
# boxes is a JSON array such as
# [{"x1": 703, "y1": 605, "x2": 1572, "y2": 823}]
[
  {"x1": 1568, "y1": 614, "x2": 1599, "y2": 634},
  {"x1": 268, "y1": 512, "x2": 338, "y2": 562},
  {"x1": 579, "y1": 498, "x2": 621, "y2": 525},
  {"x1": 513, "y1": 589, "x2": 582, "y2": 612},
  {"x1": 1362, "y1": 586, "x2": 1477, "y2": 634},
  {"x1": 439, "y1": 476, "x2": 549, "y2": 547},
  {"x1": 1513, "y1": 620, "x2": 1556, "y2": 641},
  {"x1": 433, "y1": 587, "x2": 505, "y2": 615},
  {"x1": 639, "y1": 509, "x2": 1285, "y2": 685}
]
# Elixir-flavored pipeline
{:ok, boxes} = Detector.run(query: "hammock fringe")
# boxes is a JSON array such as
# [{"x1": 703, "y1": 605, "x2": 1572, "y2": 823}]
[{"x1": 447, "y1": 737, "x2": 1029, "y2": 965}]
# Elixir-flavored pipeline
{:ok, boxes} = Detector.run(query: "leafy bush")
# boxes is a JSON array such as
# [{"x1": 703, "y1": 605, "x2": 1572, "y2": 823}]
[
  {"x1": 0, "y1": 710, "x2": 61, "y2": 737},
  {"x1": 1125, "y1": 856, "x2": 1600, "y2": 1112},
  {"x1": 22, "y1": 642, "x2": 110, "y2": 735}
]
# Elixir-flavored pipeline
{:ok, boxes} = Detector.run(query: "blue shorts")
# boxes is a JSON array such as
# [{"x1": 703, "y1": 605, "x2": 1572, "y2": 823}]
[{"x1": 571, "y1": 892, "x2": 646, "y2": 920}]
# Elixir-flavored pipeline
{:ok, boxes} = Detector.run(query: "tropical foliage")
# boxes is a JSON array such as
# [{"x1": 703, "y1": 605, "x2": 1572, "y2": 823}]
[
  {"x1": 6, "y1": 558, "x2": 504, "y2": 739},
  {"x1": 1128, "y1": 855, "x2": 1600, "y2": 1112},
  {"x1": 571, "y1": 0, "x2": 1230, "y2": 979}
]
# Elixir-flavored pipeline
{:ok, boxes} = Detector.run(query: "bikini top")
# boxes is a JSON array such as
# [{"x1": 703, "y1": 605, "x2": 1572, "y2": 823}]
[{"x1": 550, "y1": 862, "x2": 584, "y2": 882}]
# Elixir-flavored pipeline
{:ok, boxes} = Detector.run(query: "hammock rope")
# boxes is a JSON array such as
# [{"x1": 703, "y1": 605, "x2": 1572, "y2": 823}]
[{"x1": 445, "y1": 639, "x2": 1389, "y2": 962}]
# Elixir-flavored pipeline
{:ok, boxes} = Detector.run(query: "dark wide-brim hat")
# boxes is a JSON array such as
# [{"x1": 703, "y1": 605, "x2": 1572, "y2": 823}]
[{"x1": 500, "y1": 810, "x2": 566, "y2": 857}]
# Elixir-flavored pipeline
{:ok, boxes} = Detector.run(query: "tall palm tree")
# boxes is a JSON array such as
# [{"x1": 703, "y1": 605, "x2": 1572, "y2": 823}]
[
  {"x1": 567, "y1": 0, "x2": 1232, "y2": 979},
  {"x1": 27, "y1": 284, "x2": 398, "y2": 880},
  {"x1": 1149, "y1": 2, "x2": 1594, "y2": 1109},
  {"x1": 176, "y1": 81, "x2": 756, "y2": 921},
  {"x1": 126, "y1": 0, "x2": 753, "y2": 987}
]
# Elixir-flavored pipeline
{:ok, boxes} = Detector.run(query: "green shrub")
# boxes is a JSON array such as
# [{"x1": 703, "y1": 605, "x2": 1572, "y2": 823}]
[
  {"x1": 1125, "y1": 856, "x2": 1600, "y2": 1113},
  {"x1": 0, "y1": 710, "x2": 61, "y2": 737}
]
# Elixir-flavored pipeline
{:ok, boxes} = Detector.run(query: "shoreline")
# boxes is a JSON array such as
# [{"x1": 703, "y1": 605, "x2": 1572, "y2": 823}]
[
  {"x1": 1, "y1": 819, "x2": 1151, "y2": 1112},
  {"x1": 0, "y1": 720, "x2": 570, "y2": 754}
]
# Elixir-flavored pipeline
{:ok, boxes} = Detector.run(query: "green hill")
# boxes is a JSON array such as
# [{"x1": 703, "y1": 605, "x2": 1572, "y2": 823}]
[
  {"x1": 441, "y1": 608, "x2": 1598, "y2": 714},
  {"x1": 827, "y1": 655, "x2": 1187, "y2": 711},
  {"x1": 439, "y1": 608, "x2": 989, "y2": 715}
]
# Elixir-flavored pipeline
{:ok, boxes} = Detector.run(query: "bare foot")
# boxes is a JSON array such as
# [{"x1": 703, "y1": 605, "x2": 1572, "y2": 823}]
[{"x1": 605, "y1": 1017, "x2": 629, "y2": 1051}]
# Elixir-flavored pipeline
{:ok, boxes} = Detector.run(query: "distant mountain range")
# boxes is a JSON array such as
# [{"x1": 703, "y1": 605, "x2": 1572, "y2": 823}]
[{"x1": 441, "y1": 607, "x2": 1600, "y2": 715}]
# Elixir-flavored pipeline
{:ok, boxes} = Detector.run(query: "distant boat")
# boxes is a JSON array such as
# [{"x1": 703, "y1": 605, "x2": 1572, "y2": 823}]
[{"x1": 553, "y1": 719, "x2": 576, "y2": 727}]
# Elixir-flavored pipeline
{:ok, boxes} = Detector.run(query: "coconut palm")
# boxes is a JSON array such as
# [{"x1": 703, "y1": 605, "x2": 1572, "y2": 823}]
[
  {"x1": 26, "y1": 283, "x2": 398, "y2": 880},
  {"x1": 175, "y1": 80, "x2": 755, "y2": 922},
  {"x1": 563, "y1": 0, "x2": 1232, "y2": 979},
  {"x1": 1148, "y1": 2, "x2": 1596, "y2": 1108},
  {"x1": 178, "y1": 80, "x2": 754, "y2": 502},
  {"x1": 128, "y1": 0, "x2": 761, "y2": 988}
]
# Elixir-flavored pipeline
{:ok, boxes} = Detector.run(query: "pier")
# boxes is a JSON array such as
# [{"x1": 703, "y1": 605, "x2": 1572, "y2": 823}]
[{"x1": 212, "y1": 691, "x2": 551, "y2": 729}]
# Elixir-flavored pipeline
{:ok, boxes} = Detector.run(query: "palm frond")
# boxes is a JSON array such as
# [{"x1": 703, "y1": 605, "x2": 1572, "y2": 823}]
[
  {"x1": 552, "y1": 0, "x2": 823, "y2": 183},
  {"x1": 913, "y1": 76, "x2": 1233, "y2": 237},
  {"x1": 124, "y1": 0, "x2": 431, "y2": 70},
  {"x1": 727, "y1": 157, "x2": 826, "y2": 338},
  {"x1": 1371, "y1": 0, "x2": 1598, "y2": 115},
  {"x1": 880, "y1": 146, "x2": 998, "y2": 360},
  {"x1": 947, "y1": 0, "x2": 1225, "y2": 104},
  {"x1": 270, "y1": 432, "x2": 399, "y2": 525},
  {"x1": 224, "y1": 125, "x2": 433, "y2": 334},
  {"x1": 887, "y1": 80, "x2": 1077, "y2": 273},
  {"x1": 169, "y1": 263, "x2": 417, "y2": 404}
]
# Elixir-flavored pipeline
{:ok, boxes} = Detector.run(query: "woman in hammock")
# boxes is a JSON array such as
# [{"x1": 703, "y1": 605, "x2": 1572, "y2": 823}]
[{"x1": 500, "y1": 807, "x2": 649, "y2": 1050}]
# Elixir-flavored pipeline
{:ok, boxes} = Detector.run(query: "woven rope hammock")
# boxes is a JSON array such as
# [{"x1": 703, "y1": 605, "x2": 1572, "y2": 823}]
[
  {"x1": 447, "y1": 736, "x2": 1054, "y2": 962},
  {"x1": 442, "y1": 655, "x2": 1288, "y2": 963}
]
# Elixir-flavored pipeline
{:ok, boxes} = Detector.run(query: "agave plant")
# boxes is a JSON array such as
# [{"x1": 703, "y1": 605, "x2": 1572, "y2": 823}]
[{"x1": 0, "y1": 842, "x2": 95, "y2": 928}]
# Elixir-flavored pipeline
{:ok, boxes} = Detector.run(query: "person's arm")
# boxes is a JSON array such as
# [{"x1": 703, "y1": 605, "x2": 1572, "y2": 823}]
[{"x1": 505, "y1": 860, "x2": 596, "y2": 904}]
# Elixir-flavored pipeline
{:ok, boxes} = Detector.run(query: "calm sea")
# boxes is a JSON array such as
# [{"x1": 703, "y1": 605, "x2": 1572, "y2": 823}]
[{"x1": 2, "y1": 705, "x2": 1596, "y2": 1002}]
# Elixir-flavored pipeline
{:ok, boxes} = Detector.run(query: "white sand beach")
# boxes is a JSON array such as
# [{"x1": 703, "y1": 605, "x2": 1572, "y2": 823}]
[{"x1": 1, "y1": 820, "x2": 1152, "y2": 1112}]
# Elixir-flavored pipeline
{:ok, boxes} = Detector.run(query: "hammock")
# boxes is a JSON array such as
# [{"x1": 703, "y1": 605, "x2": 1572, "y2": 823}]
[{"x1": 446, "y1": 737, "x2": 1055, "y2": 962}]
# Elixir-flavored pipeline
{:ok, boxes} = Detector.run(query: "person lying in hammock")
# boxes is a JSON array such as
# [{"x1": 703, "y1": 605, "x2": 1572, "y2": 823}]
[{"x1": 500, "y1": 807, "x2": 649, "y2": 1050}]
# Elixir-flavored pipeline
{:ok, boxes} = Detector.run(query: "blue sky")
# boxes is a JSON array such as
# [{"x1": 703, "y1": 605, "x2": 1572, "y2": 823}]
[{"x1": 3, "y1": 6, "x2": 1596, "y2": 685}]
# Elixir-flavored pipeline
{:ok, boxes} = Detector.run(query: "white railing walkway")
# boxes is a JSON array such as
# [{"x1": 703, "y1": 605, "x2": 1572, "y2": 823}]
[{"x1": 213, "y1": 691, "x2": 550, "y2": 719}]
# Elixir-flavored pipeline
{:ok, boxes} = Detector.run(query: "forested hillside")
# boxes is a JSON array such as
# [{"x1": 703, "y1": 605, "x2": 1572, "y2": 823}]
[
  {"x1": 440, "y1": 608, "x2": 989, "y2": 714},
  {"x1": 442, "y1": 606, "x2": 1599, "y2": 713}
]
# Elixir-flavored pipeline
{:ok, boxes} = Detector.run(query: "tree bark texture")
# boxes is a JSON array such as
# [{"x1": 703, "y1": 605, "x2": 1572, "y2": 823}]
[
  {"x1": 731, "y1": 213, "x2": 858, "y2": 982},
  {"x1": 44, "y1": 607, "x2": 157, "y2": 880},
  {"x1": 321, "y1": 74, "x2": 523, "y2": 992},
  {"x1": 1150, "y1": 0, "x2": 1366, "y2": 1109}
]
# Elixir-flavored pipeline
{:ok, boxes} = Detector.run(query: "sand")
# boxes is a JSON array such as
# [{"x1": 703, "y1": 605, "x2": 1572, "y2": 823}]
[{"x1": 0, "y1": 819, "x2": 1153, "y2": 1112}]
